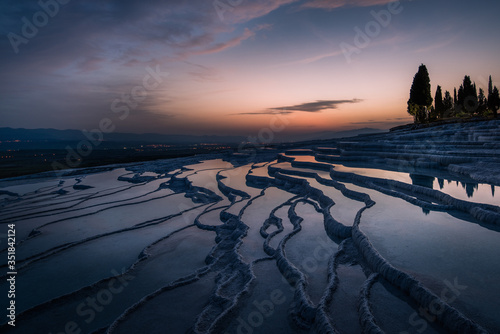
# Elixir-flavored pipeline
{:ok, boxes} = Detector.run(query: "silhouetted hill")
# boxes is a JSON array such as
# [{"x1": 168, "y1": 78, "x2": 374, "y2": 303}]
[
  {"x1": 0, "y1": 127, "x2": 245, "y2": 148},
  {"x1": 285, "y1": 128, "x2": 385, "y2": 142}
]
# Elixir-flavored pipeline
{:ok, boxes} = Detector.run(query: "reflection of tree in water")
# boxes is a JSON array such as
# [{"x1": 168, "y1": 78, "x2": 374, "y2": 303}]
[
  {"x1": 464, "y1": 183, "x2": 478, "y2": 198},
  {"x1": 410, "y1": 174, "x2": 435, "y2": 215},
  {"x1": 457, "y1": 181, "x2": 478, "y2": 198},
  {"x1": 410, "y1": 174, "x2": 435, "y2": 189},
  {"x1": 410, "y1": 175, "x2": 495, "y2": 210}
]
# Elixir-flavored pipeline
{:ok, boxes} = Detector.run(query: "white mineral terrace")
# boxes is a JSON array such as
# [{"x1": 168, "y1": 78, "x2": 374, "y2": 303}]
[{"x1": 1, "y1": 120, "x2": 499, "y2": 334}]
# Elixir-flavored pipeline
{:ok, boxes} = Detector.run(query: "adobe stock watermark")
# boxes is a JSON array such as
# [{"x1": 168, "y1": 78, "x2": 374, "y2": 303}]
[
  {"x1": 231, "y1": 289, "x2": 286, "y2": 334},
  {"x1": 229, "y1": 235, "x2": 335, "y2": 334},
  {"x1": 7, "y1": 0, "x2": 71, "y2": 54},
  {"x1": 400, "y1": 277, "x2": 467, "y2": 334},
  {"x1": 51, "y1": 65, "x2": 169, "y2": 175},
  {"x1": 213, "y1": 0, "x2": 244, "y2": 22},
  {"x1": 340, "y1": 0, "x2": 406, "y2": 63},
  {"x1": 48, "y1": 267, "x2": 135, "y2": 334}
]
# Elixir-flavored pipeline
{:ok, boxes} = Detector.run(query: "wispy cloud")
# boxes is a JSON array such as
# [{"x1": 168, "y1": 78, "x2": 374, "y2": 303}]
[
  {"x1": 224, "y1": 0, "x2": 299, "y2": 24},
  {"x1": 0, "y1": 0, "x2": 286, "y2": 131},
  {"x1": 274, "y1": 32, "x2": 411, "y2": 67},
  {"x1": 231, "y1": 110, "x2": 294, "y2": 116},
  {"x1": 190, "y1": 24, "x2": 272, "y2": 57},
  {"x1": 270, "y1": 99, "x2": 363, "y2": 113},
  {"x1": 413, "y1": 35, "x2": 460, "y2": 53},
  {"x1": 185, "y1": 62, "x2": 223, "y2": 82},
  {"x1": 275, "y1": 50, "x2": 344, "y2": 67}
]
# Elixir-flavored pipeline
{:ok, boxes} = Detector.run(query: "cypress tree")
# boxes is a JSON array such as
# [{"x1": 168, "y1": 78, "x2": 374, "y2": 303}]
[
  {"x1": 407, "y1": 64, "x2": 433, "y2": 123},
  {"x1": 457, "y1": 85, "x2": 465, "y2": 112},
  {"x1": 462, "y1": 76, "x2": 478, "y2": 114},
  {"x1": 434, "y1": 85, "x2": 444, "y2": 119},
  {"x1": 443, "y1": 90, "x2": 453, "y2": 116},
  {"x1": 478, "y1": 88, "x2": 487, "y2": 114},
  {"x1": 488, "y1": 84, "x2": 500, "y2": 118},
  {"x1": 487, "y1": 76, "x2": 493, "y2": 114}
]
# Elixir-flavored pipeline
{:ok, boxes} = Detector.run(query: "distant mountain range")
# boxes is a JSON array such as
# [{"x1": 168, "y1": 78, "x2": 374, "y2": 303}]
[
  {"x1": 0, "y1": 127, "x2": 386, "y2": 149},
  {"x1": 280, "y1": 128, "x2": 386, "y2": 142},
  {"x1": 0, "y1": 127, "x2": 245, "y2": 146}
]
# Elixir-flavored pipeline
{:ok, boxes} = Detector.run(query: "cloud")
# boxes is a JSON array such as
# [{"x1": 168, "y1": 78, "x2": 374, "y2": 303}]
[
  {"x1": 221, "y1": 0, "x2": 299, "y2": 24},
  {"x1": 301, "y1": 0, "x2": 399, "y2": 10},
  {"x1": 229, "y1": 100, "x2": 363, "y2": 116},
  {"x1": 186, "y1": 62, "x2": 223, "y2": 82},
  {"x1": 0, "y1": 1, "x2": 278, "y2": 72},
  {"x1": 275, "y1": 50, "x2": 344, "y2": 67},
  {"x1": 231, "y1": 110, "x2": 294, "y2": 116},
  {"x1": 190, "y1": 24, "x2": 272, "y2": 57},
  {"x1": 413, "y1": 35, "x2": 460, "y2": 53},
  {"x1": 0, "y1": 0, "x2": 288, "y2": 131},
  {"x1": 270, "y1": 99, "x2": 363, "y2": 113}
]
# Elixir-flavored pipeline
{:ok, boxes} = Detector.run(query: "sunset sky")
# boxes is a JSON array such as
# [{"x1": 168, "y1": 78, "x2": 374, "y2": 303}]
[{"x1": 1, "y1": 0, "x2": 499, "y2": 139}]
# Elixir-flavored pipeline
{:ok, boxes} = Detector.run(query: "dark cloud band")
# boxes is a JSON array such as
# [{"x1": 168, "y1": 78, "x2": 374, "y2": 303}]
[{"x1": 269, "y1": 99, "x2": 363, "y2": 113}]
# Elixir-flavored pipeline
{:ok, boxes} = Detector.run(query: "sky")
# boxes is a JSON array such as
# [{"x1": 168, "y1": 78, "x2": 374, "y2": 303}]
[{"x1": 1, "y1": 0, "x2": 500, "y2": 139}]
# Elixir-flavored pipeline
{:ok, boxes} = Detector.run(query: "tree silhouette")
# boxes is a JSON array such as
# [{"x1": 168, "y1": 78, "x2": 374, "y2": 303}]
[
  {"x1": 488, "y1": 84, "x2": 500, "y2": 118},
  {"x1": 407, "y1": 70, "x2": 498, "y2": 122},
  {"x1": 487, "y1": 75, "x2": 498, "y2": 118},
  {"x1": 408, "y1": 64, "x2": 433, "y2": 123},
  {"x1": 454, "y1": 88, "x2": 457, "y2": 108},
  {"x1": 434, "y1": 85, "x2": 444, "y2": 119},
  {"x1": 457, "y1": 84, "x2": 465, "y2": 112},
  {"x1": 478, "y1": 88, "x2": 487, "y2": 115},
  {"x1": 443, "y1": 90, "x2": 453, "y2": 116},
  {"x1": 461, "y1": 76, "x2": 478, "y2": 115},
  {"x1": 488, "y1": 76, "x2": 493, "y2": 97}
]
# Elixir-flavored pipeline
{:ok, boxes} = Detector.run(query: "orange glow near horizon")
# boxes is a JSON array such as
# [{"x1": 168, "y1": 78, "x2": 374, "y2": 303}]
[{"x1": 2, "y1": 0, "x2": 499, "y2": 138}]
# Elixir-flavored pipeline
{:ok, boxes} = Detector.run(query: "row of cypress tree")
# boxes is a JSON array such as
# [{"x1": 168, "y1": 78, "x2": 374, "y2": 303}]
[{"x1": 407, "y1": 64, "x2": 500, "y2": 123}]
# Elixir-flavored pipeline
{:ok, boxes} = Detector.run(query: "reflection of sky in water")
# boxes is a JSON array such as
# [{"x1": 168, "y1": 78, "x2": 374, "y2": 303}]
[
  {"x1": 355, "y1": 183, "x2": 500, "y2": 330},
  {"x1": 434, "y1": 179, "x2": 497, "y2": 205},
  {"x1": 249, "y1": 160, "x2": 277, "y2": 177},
  {"x1": 2, "y1": 152, "x2": 499, "y2": 332},
  {"x1": 334, "y1": 164, "x2": 412, "y2": 183},
  {"x1": 138, "y1": 171, "x2": 160, "y2": 177},
  {"x1": 284, "y1": 155, "x2": 497, "y2": 206},
  {"x1": 273, "y1": 162, "x2": 331, "y2": 178}
]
